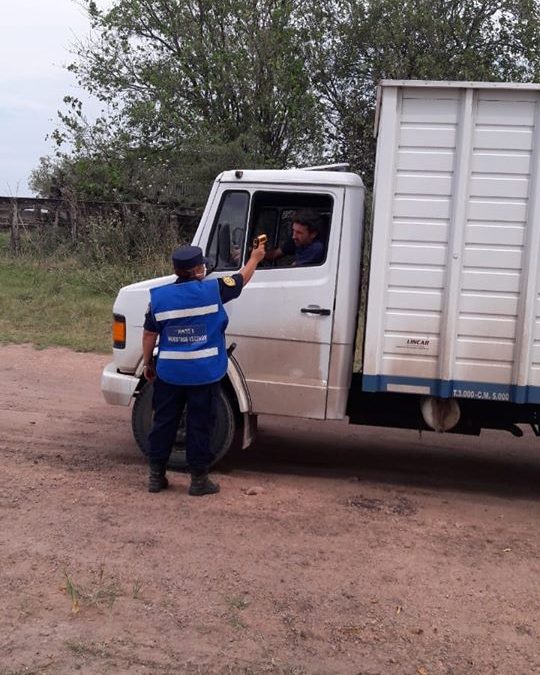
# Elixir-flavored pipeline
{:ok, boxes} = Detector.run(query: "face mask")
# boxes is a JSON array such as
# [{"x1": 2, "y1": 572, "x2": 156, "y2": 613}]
[{"x1": 193, "y1": 265, "x2": 206, "y2": 280}]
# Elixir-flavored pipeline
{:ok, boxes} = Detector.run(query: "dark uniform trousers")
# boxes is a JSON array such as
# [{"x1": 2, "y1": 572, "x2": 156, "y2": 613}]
[{"x1": 147, "y1": 376, "x2": 219, "y2": 474}]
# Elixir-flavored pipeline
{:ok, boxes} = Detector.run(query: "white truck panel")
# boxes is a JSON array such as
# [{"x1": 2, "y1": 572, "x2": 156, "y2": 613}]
[
  {"x1": 326, "y1": 184, "x2": 365, "y2": 418},
  {"x1": 363, "y1": 81, "x2": 540, "y2": 403},
  {"x1": 387, "y1": 289, "x2": 444, "y2": 312},
  {"x1": 399, "y1": 127, "x2": 457, "y2": 148},
  {"x1": 388, "y1": 267, "x2": 446, "y2": 288},
  {"x1": 385, "y1": 311, "x2": 441, "y2": 334},
  {"x1": 381, "y1": 356, "x2": 439, "y2": 378},
  {"x1": 398, "y1": 150, "x2": 455, "y2": 172},
  {"x1": 462, "y1": 269, "x2": 521, "y2": 293},
  {"x1": 393, "y1": 197, "x2": 452, "y2": 219},
  {"x1": 466, "y1": 224, "x2": 525, "y2": 247}
]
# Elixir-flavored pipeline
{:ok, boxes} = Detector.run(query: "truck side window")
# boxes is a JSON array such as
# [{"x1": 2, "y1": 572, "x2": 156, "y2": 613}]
[
  {"x1": 205, "y1": 191, "x2": 250, "y2": 271},
  {"x1": 250, "y1": 192, "x2": 333, "y2": 268}
]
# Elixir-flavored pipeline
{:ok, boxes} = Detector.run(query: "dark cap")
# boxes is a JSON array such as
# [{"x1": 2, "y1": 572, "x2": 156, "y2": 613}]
[{"x1": 171, "y1": 245, "x2": 207, "y2": 270}]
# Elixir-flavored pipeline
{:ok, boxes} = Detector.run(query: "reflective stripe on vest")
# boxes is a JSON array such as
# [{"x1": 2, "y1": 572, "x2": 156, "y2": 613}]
[
  {"x1": 154, "y1": 304, "x2": 218, "y2": 321},
  {"x1": 150, "y1": 279, "x2": 228, "y2": 385},
  {"x1": 159, "y1": 347, "x2": 218, "y2": 360}
]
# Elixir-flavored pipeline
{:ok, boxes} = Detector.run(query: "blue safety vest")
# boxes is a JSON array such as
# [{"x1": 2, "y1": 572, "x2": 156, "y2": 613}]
[{"x1": 150, "y1": 279, "x2": 229, "y2": 385}]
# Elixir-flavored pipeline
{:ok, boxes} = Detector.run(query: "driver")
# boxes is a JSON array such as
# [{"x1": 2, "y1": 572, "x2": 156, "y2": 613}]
[{"x1": 265, "y1": 208, "x2": 325, "y2": 266}]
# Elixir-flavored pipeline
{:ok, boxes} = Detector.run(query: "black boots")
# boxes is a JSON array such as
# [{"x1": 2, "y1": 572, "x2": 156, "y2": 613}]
[
  {"x1": 148, "y1": 464, "x2": 169, "y2": 493},
  {"x1": 189, "y1": 474, "x2": 220, "y2": 496},
  {"x1": 148, "y1": 465, "x2": 219, "y2": 496}
]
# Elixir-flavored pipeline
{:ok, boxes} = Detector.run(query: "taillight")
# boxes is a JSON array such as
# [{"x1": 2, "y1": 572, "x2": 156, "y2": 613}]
[{"x1": 112, "y1": 314, "x2": 126, "y2": 348}]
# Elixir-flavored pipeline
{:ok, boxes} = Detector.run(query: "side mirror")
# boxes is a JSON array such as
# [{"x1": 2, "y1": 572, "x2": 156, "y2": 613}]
[
  {"x1": 205, "y1": 222, "x2": 231, "y2": 274},
  {"x1": 217, "y1": 223, "x2": 231, "y2": 265},
  {"x1": 232, "y1": 226, "x2": 244, "y2": 246}
]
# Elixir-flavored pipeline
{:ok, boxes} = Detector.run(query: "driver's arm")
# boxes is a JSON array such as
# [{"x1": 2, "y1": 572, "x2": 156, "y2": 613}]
[{"x1": 265, "y1": 247, "x2": 284, "y2": 262}]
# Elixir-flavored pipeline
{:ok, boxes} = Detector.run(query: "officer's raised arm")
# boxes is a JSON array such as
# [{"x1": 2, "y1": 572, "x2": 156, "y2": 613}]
[{"x1": 239, "y1": 240, "x2": 266, "y2": 285}]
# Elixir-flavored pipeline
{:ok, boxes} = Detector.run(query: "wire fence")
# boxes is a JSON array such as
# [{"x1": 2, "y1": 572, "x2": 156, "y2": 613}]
[{"x1": 0, "y1": 196, "x2": 202, "y2": 255}]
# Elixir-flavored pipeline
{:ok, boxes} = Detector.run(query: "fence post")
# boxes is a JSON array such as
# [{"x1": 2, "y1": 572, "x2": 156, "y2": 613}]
[
  {"x1": 35, "y1": 202, "x2": 44, "y2": 238},
  {"x1": 10, "y1": 199, "x2": 20, "y2": 254},
  {"x1": 69, "y1": 201, "x2": 78, "y2": 242},
  {"x1": 53, "y1": 202, "x2": 60, "y2": 230}
]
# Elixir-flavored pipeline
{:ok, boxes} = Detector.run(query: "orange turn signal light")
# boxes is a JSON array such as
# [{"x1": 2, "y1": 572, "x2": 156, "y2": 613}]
[{"x1": 112, "y1": 314, "x2": 126, "y2": 348}]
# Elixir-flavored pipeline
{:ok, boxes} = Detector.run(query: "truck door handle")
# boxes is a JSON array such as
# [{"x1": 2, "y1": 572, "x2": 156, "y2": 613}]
[{"x1": 301, "y1": 306, "x2": 331, "y2": 316}]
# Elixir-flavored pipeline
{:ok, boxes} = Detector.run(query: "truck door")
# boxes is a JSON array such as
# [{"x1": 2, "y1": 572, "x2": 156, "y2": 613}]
[{"x1": 203, "y1": 186, "x2": 344, "y2": 419}]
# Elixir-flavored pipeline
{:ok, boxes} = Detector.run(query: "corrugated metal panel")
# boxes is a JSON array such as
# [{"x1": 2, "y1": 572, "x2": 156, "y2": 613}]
[
  {"x1": 455, "y1": 88, "x2": 534, "y2": 386},
  {"x1": 362, "y1": 83, "x2": 540, "y2": 403}
]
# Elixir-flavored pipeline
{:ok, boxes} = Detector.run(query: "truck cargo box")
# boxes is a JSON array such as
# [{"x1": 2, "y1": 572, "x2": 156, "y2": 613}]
[{"x1": 361, "y1": 80, "x2": 540, "y2": 404}]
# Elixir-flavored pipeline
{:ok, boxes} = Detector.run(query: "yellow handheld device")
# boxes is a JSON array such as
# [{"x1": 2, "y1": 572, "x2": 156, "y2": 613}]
[{"x1": 253, "y1": 234, "x2": 268, "y2": 249}]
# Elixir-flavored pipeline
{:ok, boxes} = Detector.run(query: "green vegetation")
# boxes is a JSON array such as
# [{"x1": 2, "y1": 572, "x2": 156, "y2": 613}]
[
  {"x1": 62, "y1": 565, "x2": 122, "y2": 614},
  {"x1": 224, "y1": 594, "x2": 250, "y2": 630},
  {"x1": 0, "y1": 229, "x2": 176, "y2": 353},
  {"x1": 0, "y1": 253, "x2": 114, "y2": 353},
  {"x1": 10, "y1": 1, "x2": 540, "y2": 351},
  {"x1": 31, "y1": 0, "x2": 540, "y2": 204}
]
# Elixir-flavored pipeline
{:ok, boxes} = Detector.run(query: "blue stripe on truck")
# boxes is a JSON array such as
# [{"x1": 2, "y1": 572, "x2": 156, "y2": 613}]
[{"x1": 362, "y1": 375, "x2": 540, "y2": 405}]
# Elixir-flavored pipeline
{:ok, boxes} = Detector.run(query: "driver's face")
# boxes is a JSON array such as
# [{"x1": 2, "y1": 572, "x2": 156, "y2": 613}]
[{"x1": 291, "y1": 222, "x2": 316, "y2": 247}]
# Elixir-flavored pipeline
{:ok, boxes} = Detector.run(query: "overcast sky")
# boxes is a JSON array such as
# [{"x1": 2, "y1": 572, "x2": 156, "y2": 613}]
[{"x1": 0, "y1": 0, "x2": 100, "y2": 197}]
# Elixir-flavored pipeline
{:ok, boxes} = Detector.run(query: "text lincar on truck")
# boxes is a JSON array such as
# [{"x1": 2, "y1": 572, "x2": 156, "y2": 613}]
[{"x1": 101, "y1": 79, "x2": 540, "y2": 469}]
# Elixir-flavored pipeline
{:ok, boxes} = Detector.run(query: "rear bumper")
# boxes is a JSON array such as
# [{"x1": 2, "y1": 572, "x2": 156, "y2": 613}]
[{"x1": 101, "y1": 361, "x2": 139, "y2": 406}]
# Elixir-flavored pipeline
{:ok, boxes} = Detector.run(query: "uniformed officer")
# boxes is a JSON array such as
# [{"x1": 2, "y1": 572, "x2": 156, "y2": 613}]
[{"x1": 142, "y1": 242, "x2": 266, "y2": 496}]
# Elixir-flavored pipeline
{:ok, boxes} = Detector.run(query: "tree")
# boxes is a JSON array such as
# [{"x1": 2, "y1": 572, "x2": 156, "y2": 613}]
[
  {"x1": 32, "y1": 0, "x2": 325, "y2": 204},
  {"x1": 305, "y1": 0, "x2": 540, "y2": 188},
  {"x1": 34, "y1": 0, "x2": 540, "y2": 203}
]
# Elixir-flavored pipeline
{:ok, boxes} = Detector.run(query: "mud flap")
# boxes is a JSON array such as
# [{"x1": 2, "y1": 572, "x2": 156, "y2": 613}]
[{"x1": 242, "y1": 413, "x2": 258, "y2": 449}]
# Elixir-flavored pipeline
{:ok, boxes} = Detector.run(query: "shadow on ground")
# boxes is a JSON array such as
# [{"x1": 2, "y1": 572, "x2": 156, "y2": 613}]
[{"x1": 218, "y1": 418, "x2": 540, "y2": 501}]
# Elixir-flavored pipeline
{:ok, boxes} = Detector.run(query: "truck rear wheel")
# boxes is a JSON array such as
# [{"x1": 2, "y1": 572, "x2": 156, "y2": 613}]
[{"x1": 131, "y1": 381, "x2": 236, "y2": 470}]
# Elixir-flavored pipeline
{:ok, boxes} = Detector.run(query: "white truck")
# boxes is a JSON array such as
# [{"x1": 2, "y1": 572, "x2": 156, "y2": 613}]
[{"x1": 101, "y1": 80, "x2": 540, "y2": 467}]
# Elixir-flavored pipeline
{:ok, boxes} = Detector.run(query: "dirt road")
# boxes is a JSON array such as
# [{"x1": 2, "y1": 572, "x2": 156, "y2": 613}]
[{"x1": 1, "y1": 344, "x2": 539, "y2": 675}]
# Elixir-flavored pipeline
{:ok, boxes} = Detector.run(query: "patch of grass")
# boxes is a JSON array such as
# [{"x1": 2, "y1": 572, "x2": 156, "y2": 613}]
[
  {"x1": 62, "y1": 565, "x2": 122, "y2": 613},
  {"x1": 64, "y1": 639, "x2": 112, "y2": 659},
  {"x1": 131, "y1": 579, "x2": 143, "y2": 599},
  {"x1": 227, "y1": 613, "x2": 247, "y2": 630},
  {"x1": 224, "y1": 594, "x2": 250, "y2": 630},
  {"x1": 0, "y1": 224, "x2": 176, "y2": 353},
  {"x1": 63, "y1": 570, "x2": 81, "y2": 614},
  {"x1": 225, "y1": 594, "x2": 250, "y2": 610},
  {"x1": 0, "y1": 254, "x2": 166, "y2": 354},
  {"x1": 0, "y1": 256, "x2": 114, "y2": 353},
  {"x1": 86, "y1": 565, "x2": 122, "y2": 608}
]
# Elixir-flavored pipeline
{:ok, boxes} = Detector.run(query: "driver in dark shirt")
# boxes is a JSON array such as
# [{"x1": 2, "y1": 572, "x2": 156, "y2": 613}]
[{"x1": 265, "y1": 208, "x2": 325, "y2": 266}]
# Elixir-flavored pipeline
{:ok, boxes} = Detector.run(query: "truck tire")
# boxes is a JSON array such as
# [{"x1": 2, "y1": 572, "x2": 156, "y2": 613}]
[{"x1": 131, "y1": 381, "x2": 236, "y2": 470}]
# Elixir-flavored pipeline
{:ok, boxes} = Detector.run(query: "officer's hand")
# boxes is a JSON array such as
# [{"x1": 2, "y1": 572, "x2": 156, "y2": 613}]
[
  {"x1": 144, "y1": 363, "x2": 156, "y2": 383},
  {"x1": 250, "y1": 243, "x2": 266, "y2": 264}
]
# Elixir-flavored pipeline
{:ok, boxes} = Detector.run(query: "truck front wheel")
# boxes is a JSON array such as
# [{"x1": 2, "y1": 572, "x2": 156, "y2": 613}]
[{"x1": 131, "y1": 381, "x2": 236, "y2": 470}]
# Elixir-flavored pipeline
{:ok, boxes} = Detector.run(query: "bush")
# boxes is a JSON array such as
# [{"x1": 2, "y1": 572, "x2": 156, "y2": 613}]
[{"x1": 9, "y1": 202, "x2": 198, "y2": 294}]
